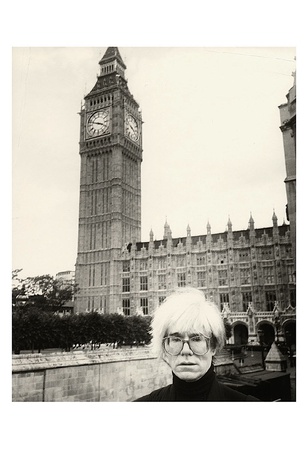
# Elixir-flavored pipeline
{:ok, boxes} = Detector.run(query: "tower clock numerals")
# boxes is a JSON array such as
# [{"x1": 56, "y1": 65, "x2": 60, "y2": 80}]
[
  {"x1": 125, "y1": 113, "x2": 139, "y2": 142},
  {"x1": 86, "y1": 109, "x2": 110, "y2": 138}
]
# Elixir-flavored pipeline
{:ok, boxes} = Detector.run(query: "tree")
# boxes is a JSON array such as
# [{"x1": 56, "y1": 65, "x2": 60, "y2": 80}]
[
  {"x1": 56, "y1": 315, "x2": 76, "y2": 352},
  {"x1": 12, "y1": 269, "x2": 26, "y2": 306},
  {"x1": 12, "y1": 269, "x2": 23, "y2": 282},
  {"x1": 126, "y1": 315, "x2": 152, "y2": 346},
  {"x1": 12, "y1": 307, "x2": 27, "y2": 354},
  {"x1": 12, "y1": 270, "x2": 77, "y2": 313},
  {"x1": 12, "y1": 307, "x2": 52, "y2": 353}
]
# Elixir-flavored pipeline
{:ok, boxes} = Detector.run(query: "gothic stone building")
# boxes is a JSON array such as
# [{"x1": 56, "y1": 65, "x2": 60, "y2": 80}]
[
  {"x1": 279, "y1": 72, "x2": 296, "y2": 266},
  {"x1": 75, "y1": 48, "x2": 296, "y2": 347}
]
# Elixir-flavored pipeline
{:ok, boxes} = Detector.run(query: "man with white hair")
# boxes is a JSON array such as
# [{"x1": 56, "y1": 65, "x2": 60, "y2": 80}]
[{"x1": 134, "y1": 287, "x2": 260, "y2": 401}]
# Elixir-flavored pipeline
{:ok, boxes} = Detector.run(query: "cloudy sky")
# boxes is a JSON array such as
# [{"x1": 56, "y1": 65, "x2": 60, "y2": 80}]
[{"x1": 12, "y1": 46, "x2": 295, "y2": 278}]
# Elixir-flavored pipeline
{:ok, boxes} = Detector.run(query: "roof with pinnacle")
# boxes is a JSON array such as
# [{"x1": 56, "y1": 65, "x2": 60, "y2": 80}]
[
  {"x1": 265, "y1": 342, "x2": 286, "y2": 362},
  {"x1": 99, "y1": 47, "x2": 126, "y2": 69},
  {"x1": 134, "y1": 223, "x2": 290, "y2": 250}
]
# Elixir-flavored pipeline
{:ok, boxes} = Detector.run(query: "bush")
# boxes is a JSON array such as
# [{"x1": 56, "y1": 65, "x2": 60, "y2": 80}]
[{"x1": 12, "y1": 309, "x2": 152, "y2": 353}]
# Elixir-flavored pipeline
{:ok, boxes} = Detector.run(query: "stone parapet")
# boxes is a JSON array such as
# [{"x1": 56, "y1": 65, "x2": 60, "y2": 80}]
[
  {"x1": 12, "y1": 347, "x2": 171, "y2": 402},
  {"x1": 12, "y1": 347, "x2": 244, "y2": 401},
  {"x1": 12, "y1": 347, "x2": 155, "y2": 373}
]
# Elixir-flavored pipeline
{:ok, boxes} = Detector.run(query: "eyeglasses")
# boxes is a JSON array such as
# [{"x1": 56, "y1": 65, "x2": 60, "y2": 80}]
[{"x1": 162, "y1": 333, "x2": 211, "y2": 356}]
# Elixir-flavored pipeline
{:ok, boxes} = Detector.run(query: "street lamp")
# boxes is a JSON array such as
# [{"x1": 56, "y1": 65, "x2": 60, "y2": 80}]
[
  {"x1": 274, "y1": 310, "x2": 281, "y2": 344},
  {"x1": 257, "y1": 329, "x2": 265, "y2": 369}
]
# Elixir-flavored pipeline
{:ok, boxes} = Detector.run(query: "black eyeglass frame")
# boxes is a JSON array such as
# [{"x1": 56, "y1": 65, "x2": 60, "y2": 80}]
[{"x1": 162, "y1": 333, "x2": 211, "y2": 356}]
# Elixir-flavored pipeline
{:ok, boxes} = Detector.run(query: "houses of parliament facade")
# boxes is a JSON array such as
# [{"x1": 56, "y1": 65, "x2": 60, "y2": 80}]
[{"x1": 75, "y1": 48, "x2": 296, "y2": 346}]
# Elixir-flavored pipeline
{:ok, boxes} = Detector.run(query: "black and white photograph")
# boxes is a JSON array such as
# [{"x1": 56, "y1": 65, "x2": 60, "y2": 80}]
[
  {"x1": 5, "y1": 1, "x2": 305, "y2": 448},
  {"x1": 12, "y1": 45, "x2": 296, "y2": 401}
]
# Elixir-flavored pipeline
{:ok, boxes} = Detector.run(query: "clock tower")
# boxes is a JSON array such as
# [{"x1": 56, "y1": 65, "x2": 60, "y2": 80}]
[{"x1": 75, "y1": 47, "x2": 143, "y2": 313}]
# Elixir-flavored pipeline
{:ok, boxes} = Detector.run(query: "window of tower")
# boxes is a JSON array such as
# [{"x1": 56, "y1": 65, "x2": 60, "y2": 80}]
[
  {"x1": 242, "y1": 291, "x2": 252, "y2": 311},
  {"x1": 122, "y1": 298, "x2": 130, "y2": 316},
  {"x1": 157, "y1": 258, "x2": 166, "y2": 269},
  {"x1": 177, "y1": 273, "x2": 186, "y2": 287},
  {"x1": 265, "y1": 291, "x2": 276, "y2": 311},
  {"x1": 158, "y1": 274, "x2": 166, "y2": 290},
  {"x1": 101, "y1": 263, "x2": 109, "y2": 286},
  {"x1": 140, "y1": 298, "x2": 148, "y2": 315},
  {"x1": 263, "y1": 265, "x2": 275, "y2": 284},
  {"x1": 140, "y1": 276, "x2": 148, "y2": 291},
  {"x1": 196, "y1": 255, "x2": 205, "y2": 265},
  {"x1": 218, "y1": 270, "x2": 228, "y2": 286},
  {"x1": 240, "y1": 268, "x2": 251, "y2": 285},
  {"x1": 177, "y1": 256, "x2": 185, "y2": 268},
  {"x1": 139, "y1": 260, "x2": 148, "y2": 271},
  {"x1": 197, "y1": 271, "x2": 206, "y2": 287},
  {"x1": 89, "y1": 265, "x2": 96, "y2": 286},
  {"x1": 219, "y1": 293, "x2": 229, "y2": 308},
  {"x1": 122, "y1": 277, "x2": 130, "y2": 293},
  {"x1": 287, "y1": 264, "x2": 295, "y2": 283}
]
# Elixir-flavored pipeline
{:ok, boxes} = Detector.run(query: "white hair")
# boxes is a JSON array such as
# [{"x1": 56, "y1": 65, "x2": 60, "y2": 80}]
[{"x1": 151, "y1": 287, "x2": 225, "y2": 358}]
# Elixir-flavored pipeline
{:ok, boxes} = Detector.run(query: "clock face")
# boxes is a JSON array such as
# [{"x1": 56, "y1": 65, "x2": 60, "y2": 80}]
[
  {"x1": 86, "y1": 109, "x2": 110, "y2": 138},
  {"x1": 125, "y1": 114, "x2": 139, "y2": 141}
]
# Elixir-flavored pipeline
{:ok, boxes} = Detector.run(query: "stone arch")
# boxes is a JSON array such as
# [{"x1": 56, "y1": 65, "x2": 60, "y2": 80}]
[
  {"x1": 232, "y1": 322, "x2": 248, "y2": 345},
  {"x1": 256, "y1": 320, "x2": 275, "y2": 345},
  {"x1": 283, "y1": 319, "x2": 296, "y2": 347}
]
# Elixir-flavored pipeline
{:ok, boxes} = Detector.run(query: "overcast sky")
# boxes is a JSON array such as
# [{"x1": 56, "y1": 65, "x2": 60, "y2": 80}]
[
  {"x1": 12, "y1": 47, "x2": 295, "y2": 278},
  {"x1": 4, "y1": 0, "x2": 307, "y2": 443}
]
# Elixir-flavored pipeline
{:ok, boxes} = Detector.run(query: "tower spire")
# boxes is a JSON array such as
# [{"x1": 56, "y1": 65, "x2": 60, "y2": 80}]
[
  {"x1": 248, "y1": 212, "x2": 254, "y2": 230},
  {"x1": 99, "y1": 47, "x2": 126, "y2": 68},
  {"x1": 227, "y1": 216, "x2": 232, "y2": 232},
  {"x1": 272, "y1": 209, "x2": 278, "y2": 226},
  {"x1": 98, "y1": 47, "x2": 126, "y2": 78}
]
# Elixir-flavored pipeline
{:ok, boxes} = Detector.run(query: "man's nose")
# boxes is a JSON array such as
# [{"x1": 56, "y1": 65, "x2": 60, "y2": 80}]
[{"x1": 181, "y1": 341, "x2": 193, "y2": 355}]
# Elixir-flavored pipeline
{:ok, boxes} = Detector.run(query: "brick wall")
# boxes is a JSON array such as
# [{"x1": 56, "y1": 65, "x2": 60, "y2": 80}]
[{"x1": 12, "y1": 348, "x2": 172, "y2": 402}]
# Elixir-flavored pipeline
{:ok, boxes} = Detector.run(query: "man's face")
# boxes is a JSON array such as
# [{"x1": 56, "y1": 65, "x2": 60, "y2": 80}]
[{"x1": 163, "y1": 327, "x2": 215, "y2": 382}]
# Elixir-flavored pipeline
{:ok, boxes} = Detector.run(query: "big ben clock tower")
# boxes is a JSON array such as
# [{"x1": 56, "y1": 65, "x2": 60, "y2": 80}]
[{"x1": 75, "y1": 47, "x2": 143, "y2": 313}]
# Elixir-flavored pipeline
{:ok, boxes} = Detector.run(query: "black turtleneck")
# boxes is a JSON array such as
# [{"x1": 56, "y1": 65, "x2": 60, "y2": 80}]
[{"x1": 172, "y1": 364, "x2": 216, "y2": 401}]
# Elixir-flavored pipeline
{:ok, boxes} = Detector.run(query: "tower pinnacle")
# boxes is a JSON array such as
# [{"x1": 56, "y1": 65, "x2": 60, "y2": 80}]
[{"x1": 99, "y1": 47, "x2": 126, "y2": 69}]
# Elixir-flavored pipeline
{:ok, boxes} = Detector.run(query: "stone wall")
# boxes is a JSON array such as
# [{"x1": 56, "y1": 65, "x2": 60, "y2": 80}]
[{"x1": 12, "y1": 348, "x2": 172, "y2": 402}]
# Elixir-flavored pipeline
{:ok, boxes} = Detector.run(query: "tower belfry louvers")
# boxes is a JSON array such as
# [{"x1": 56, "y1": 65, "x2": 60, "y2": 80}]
[{"x1": 75, "y1": 47, "x2": 143, "y2": 314}]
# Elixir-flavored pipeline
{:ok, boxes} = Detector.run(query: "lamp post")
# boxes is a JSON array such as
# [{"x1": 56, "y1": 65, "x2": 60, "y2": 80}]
[
  {"x1": 257, "y1": 329, "x2": 265, "y2": 369},
  {"x1": 274, "y1": 310, "x2": 281, "y2": 344}
]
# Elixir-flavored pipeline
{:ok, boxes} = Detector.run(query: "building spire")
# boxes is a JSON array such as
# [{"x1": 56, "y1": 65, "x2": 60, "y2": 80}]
[
  {"x1": 98, "y1": 47, "x2": 126, "y2": 79},
  {"x1": 248, "y1": 212, "x2": 254, "y2": 230},
  {"x1": 99, "y1": 47, "x2": 126, "y2": 68},
  {"x1": 227, "y1": 216, "x2": 232, "y2": 232},
  {"x1": 163, "y1": 219, "x2": 172, "y2": 240},
  {"x1": 207, "y1": 221, "x2": 211, "y2": 234},
  {"x1": 272, "y1": 209, "x2": 278, "y2": 227}
]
